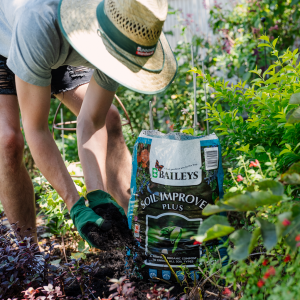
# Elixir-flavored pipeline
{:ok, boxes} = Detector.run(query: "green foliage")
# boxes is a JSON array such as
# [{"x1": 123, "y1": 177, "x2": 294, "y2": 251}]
[
  {"x1": 191, "y1": 39, "x2": 300, "y2": 175},
  {"x1": 207, "y1": 0, "x2": 300, "y2": 81},
  {"x1": 34, "y1": 165, "x2": 86, "y2": 237}
]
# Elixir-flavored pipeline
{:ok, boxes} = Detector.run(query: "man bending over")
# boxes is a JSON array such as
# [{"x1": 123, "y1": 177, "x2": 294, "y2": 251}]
[{"x1": 0, "y1": 0, "x2": 177, "y2": 247}]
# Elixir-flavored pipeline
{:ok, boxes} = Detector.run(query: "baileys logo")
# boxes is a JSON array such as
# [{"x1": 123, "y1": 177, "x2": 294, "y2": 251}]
[{"x1": 152, "y1": 158, "x2": 199, "y2": 181}]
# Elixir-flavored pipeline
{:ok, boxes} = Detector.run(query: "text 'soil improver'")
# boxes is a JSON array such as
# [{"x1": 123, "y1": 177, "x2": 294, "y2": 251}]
[{"x1": 128, "y1": 131, "x2": 227, "y2": 282}]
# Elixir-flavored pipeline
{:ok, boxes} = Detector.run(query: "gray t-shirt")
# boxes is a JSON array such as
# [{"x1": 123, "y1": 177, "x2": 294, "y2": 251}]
[{"x1": 0, "y1": 0, "x2": 119, "y2": 92}]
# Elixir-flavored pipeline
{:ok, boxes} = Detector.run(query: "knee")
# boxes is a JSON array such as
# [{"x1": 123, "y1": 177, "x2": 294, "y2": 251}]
[
  {"x1": 0, "y1": 129, "x2": 24, "y2": 168},
  {"x1": 106, "y1": 105, "x2": 123, "y2": 135}
]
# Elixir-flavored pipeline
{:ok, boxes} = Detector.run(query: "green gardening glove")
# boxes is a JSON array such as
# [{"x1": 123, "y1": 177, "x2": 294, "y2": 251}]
[
  {"x1": 87, "y1": 190, "x2": 125, "y2": 217},
  {"x1": 70, "y1": 190, "x2": 126, "y2": 248}
]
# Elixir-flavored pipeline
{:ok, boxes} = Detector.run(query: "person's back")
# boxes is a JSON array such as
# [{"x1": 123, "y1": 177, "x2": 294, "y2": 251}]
[{"x1": 0, "y1": 0, "x2": 118, "y2": 90}]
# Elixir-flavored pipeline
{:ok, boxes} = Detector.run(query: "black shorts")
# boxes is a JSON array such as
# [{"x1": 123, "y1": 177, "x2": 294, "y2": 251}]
[{"x1": 0, "y1": 55, "x2": 93, "y2": 96}]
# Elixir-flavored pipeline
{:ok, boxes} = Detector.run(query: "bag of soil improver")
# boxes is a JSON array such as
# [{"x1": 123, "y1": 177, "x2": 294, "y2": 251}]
[{"x1": 128, "y1": 130, "x2": 228, "y2": 281}]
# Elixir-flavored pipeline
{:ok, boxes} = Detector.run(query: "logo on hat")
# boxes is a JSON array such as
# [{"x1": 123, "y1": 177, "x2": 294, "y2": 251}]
[{"x1": 136, "y1": 46, "x2": 155, "y2": 57}]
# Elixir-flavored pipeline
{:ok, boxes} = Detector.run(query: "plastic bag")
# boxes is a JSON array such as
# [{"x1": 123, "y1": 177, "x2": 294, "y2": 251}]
[{"x1": 128, "y1": 130, "x2": 227, "y2": 281}]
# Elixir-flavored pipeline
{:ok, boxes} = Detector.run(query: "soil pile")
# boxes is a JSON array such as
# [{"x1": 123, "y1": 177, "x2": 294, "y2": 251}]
[{"x1": 83, "y1": 203, "x2": 137, "y2": 251}]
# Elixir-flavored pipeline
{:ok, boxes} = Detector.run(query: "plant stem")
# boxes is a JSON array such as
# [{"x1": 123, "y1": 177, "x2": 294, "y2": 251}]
[{"x1": 161, "y1": 254, "x2": 181, "y2": 285}]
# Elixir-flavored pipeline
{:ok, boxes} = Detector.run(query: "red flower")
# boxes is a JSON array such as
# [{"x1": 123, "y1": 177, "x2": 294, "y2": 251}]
[
  {"x1": 249, "y1": 159, "x2": 260, "y2": 167},
  {"x1": 295, "y1": 234, "x2": 300, "y2": 241},
  {"x1": 263, "y1": 266, "x2": 275, "y2": 280},
  {"x1": 166, "y1": 120, "x2": 170, "y2": 124},
  {"x1": 282, "y1": 219, "x2": 291, "y2": 226},
  {"x1": 284, "y1": 255, "x2": 291, "y2": 263},
  {"x1": 237, "y1": 175, "x2": 244, "y2": 182},
  {"x1": 193, "y1": 241, "x2": 202, "y2": 245},
  {"x1": 262, "y1": 259, "x2": 268, "y2": 266},
  {"x1": 268, "y1": 266, "x2": 276, "y2": 276},
  {"x1": 257, "y1": 279, "x2": 265, "y2": 288},
  {"x1": 170, "y1": 124, "x2": 174, "y2": 131},
  {"x1": 222, "y1": 288, "x2": 232, "y2": 296}
]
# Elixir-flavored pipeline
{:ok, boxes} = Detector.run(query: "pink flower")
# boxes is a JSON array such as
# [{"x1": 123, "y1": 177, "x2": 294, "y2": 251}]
[
  {"x1": 282, "y1": 219, "x2": 291, "y2": 226},
  {"x1": 268, "y1": 266, "x2": 276, "y2": 276},
  {"x1": 249, "y1": 159, "x2": 260, "y2": 167},
  {"x1": 237, "y1": 175, "x2": 244, "y2": 182},
  {"x1": 222, "y1": 288, "x2": 232, "y2": 296},
  {"x1": 134, "y1": 216, "x2": 138, "y2": 221}
]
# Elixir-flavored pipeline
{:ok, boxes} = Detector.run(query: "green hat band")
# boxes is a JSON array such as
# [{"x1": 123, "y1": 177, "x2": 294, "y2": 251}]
[{"x1": 97, "y1": 1, "x2": 157, "y2": 57}]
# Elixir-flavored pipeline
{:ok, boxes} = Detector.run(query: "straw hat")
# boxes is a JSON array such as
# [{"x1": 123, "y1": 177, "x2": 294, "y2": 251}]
[{"x1": 58, "y1": 0, "x2": 178, "y2": 94}]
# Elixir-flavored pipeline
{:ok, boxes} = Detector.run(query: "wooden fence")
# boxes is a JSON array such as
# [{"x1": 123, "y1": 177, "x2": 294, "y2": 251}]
[{"x1": 163, "y1": 0, "x2": 234, "y2": 50}]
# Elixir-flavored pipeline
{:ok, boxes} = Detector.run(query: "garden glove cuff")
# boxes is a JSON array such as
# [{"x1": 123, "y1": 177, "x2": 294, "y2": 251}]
[
  {"x1": 86, "y1": 190, "x2": 126, "y2": 216},
  {"x1": 70, "y1": 197, "x2": 107, "y2": 248}
]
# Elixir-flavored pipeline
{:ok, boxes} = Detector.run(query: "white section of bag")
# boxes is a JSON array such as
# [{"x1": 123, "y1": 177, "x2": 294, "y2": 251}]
[
  {"x1": 139, "y1": 130, "x2": 218, "y2": 141},
  {"x1": 149, "y1": 138, "x2": 202, "y2": 186}
]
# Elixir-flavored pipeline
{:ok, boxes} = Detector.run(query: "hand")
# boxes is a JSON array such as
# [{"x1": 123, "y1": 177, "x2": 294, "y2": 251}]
[
  {"x1": 70, "y1": 190, "x2": 126, "y2": 248},
  {"x1": 87, "y1": 190, "x2": 125, "y2": 217}
]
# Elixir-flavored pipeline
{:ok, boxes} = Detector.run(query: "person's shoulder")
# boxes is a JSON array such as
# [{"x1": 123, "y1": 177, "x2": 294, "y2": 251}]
[{"x1": 15, "y1": 0, "x2": 59, "y2": 36}]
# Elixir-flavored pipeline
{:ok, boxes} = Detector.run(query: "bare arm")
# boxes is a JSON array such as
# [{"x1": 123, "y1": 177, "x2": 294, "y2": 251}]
[
  {"x1": 77, "y1": 76, "x2": 115, "y2": 193},
  {"x1": 15, "y1": 76, "x2": 80, "y2": 211}
]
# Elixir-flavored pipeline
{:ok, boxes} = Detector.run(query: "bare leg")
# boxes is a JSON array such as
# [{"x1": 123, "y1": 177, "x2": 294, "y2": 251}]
[
  {"x1": 0, "y1": 95, "x2": 36, "y2": 241},
  {"x1": 55, "y1": 84, "x2": 131, "y2": 212}
]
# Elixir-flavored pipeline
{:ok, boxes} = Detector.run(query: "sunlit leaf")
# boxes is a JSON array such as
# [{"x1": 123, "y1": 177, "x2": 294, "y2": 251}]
[
  {"x1": 289, "y1": 93, "x2": 300, "y2": 104},
  {"x1": 286, "y1": 107, "x2": 300, "y2": 124},
  {"x1": 195, "y1": 215, "x2": 234, "y2": 242}
]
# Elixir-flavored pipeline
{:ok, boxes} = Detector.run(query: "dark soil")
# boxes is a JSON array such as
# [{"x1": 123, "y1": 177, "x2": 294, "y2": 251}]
[
  {"x1": 71, "y1": 204, "x2": 219, "y2": 299},
  {"x1": 83, "y1": 203, "x2": 138, "y2": 252}
]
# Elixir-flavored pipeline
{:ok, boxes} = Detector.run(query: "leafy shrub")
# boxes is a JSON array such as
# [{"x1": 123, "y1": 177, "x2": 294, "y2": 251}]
[
  {"x1": 0, "y1": 217, "x2": 54, "y2": 299},
  {"x1": 208, "y1": 0, "x2": 300, "y2": 81}
]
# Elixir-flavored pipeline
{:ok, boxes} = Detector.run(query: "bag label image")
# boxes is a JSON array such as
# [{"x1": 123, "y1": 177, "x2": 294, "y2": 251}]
[{"x1": 146, "y1": 213, "x2": 203, "y2": 267}]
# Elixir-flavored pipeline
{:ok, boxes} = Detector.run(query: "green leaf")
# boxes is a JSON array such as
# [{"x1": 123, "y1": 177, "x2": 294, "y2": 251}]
[
  {"x1": 279, "y1": 149, "x2": 292, "y2": 156},
  {"x1": 249, "y1": 227, "x2": 261, "y2": 253},
  {"x1": 50, "y1": 259, "x2": 61, "y2": 266},
  {"x1": 255, "y1": 180, "x2": 284, "y2": 196},
  {"x1": 276, "y1": 212, "x2": 292, "y2": 238},
  {"x1": 256, "y1": 218, "x2": 277, "y2": 251},
  {"x1": 182, "y1": 128, "x2": 194, "y2": 135},
  {"x1": 258, "y1": 43, "x2": 272, "y2": 48},
  {"x1": 195, "y1": 215, "x2": 234, "y2": 242},
  {"x1": 256, "y1": 146, "x2": 265, "y2": 153},
  {"x1": 291, "y1": 0, "x2": 300, "y2": 5},
  {"x1": 71, "y1": 252, "x2": 86, "y2": 260},
  {"x1": 202, "y1": 203, "x2": 237, "y2": 216},
  {"x1": 272, "y1": 38, "x2": 278, "y2": 48},
  {"x1": 281, "y1": 162, "x2": 300, "y2": 184},
  {"x1": 229, "y1": 229, "x2": 252, "y2": 261},
  {"x1": 289, "y1": 93, "x2": 300, "y2": 104},
  {"x1": 286, "y1": 107, "x2": 300, "y2": 124},
  {"x1": 77, "y1": 240, "x2": 86, "y2": 252},
  {"x1": 259, "y1": 35, "x2": 270, "y2": 42},
  {"x1": 223, "y1": 191, "x2": 282, "y2": 211},
  {"x1": 237, "y1": 144, "x2": 250, "y2": 153}
]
